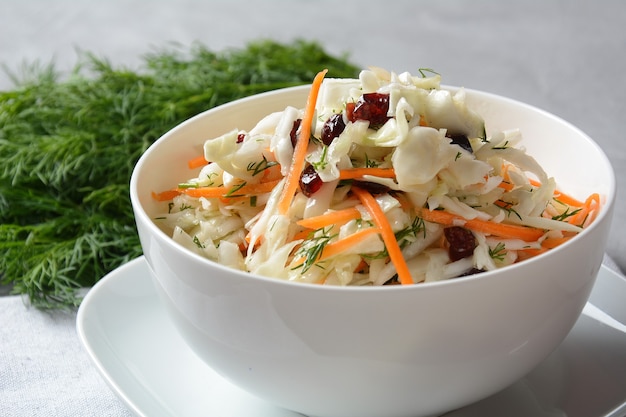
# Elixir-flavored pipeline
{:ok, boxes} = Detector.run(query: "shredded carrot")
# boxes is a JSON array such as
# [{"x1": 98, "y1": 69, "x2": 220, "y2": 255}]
[
  {"x1": 152, "y1": 179, "x2": 282, "y2": 202},
  {"x1": 338, "y1": 167, "x2": 396, "y2": 180},
  {"x1": 541, "y1": 236, "x2": 572, "y2": 249},
  {"x1": 351, "y1": 186, "x2": 414, "y2": 285},
  {"x1": 188, "y1": 155, "x2": 208, "y2": 169},
  {"x1": 419, "y1": 208, "x2": 545, "y2": 242},
  {"x1": 555, "y1": 192, "x2": 585, "y2": 208},
  {"x1": 319, "y1": 227, "x2": 381, "y2": 261},
  {"x1": 277, "y1": 69, "x2": 328, "y2": 215},
  {"x1": 297, "y1": 207, "x2": 361, "y2": 230},
  {"x1": 291, "y1": 227, "x2": 381, "y2": 267},
  {"x1": 291, "y1": 229, "x2": 313, "y2": 242},
  {"x1": 181, "y1": 179, "x2": 282, "y2": 199},
  {"x1": 517, "y1": 247, "x2": 548, "y2": 259},
  {"x1": 569, "y1": 193, "x2": 600, "y2": 226},
  {"x1": 152, "y1": 190, "x2": 182, "y2": 202}
]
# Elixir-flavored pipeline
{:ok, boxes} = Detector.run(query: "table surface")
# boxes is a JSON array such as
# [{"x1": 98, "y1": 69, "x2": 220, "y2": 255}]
[{"x1": 1, "y1": 1, "x2": 625, "y2": 416}]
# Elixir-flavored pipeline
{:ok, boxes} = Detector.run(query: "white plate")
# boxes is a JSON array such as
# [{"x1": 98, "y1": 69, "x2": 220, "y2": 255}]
[{"x1": 77, "y1": 257, "x2": 626, "y2": 417}]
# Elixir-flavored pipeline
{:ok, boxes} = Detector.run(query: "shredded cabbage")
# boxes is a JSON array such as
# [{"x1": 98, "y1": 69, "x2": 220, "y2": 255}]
[{"x1": 154, "y1": 68, "x2": 599, "y2": 286}]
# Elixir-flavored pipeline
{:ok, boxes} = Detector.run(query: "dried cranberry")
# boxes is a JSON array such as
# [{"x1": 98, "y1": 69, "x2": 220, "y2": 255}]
[
  {"x1": 444, "y1": 226, "x2": 477, "y2": 261},
  {"x1": 299, "y1": 165, "x2": 323, "y2": 197},
  {"x1": 236, "y1": 133, "x2": 246, "y2": 143},
  {"x1": 290, "y1": 119, "x2": 302, "y2": 148},
  {"x1": 352, "y1": 180, "x2": 390, "y2": 195},
  {"x1": 348, "y1": 93, "x2": 391, "y2": 130},
  {"x1": 446, "y1": 133, "x2": 472, "y2": 153},
  {"x1": 321, "y1": 113, "x2": 346, "y2": 145}
]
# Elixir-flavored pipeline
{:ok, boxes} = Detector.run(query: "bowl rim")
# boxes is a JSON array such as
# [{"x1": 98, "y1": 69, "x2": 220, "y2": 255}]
[{"x1": 130, "y1": 83, "x2": 617, "y2": 292}]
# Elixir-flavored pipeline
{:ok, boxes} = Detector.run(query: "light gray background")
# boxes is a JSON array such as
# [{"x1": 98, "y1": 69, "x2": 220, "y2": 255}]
[{"x1": 0, "y1": 3, "x2": 625, "y2": 415}]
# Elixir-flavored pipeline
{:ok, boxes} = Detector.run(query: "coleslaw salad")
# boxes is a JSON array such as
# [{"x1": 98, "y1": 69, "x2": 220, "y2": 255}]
[{"x1": 152, "y1": 67, "x2": 601, "y2": 286}]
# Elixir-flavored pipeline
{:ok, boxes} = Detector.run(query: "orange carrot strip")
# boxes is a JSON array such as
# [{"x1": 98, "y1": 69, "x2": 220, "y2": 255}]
[
  {"x1": 517, "y1": 247, "x2": 548, "y2": 260},
  {"x1": 555, "y1": 191, "x2": 585, "y2": 208},
  {"x1": 569, "y1": 193, "x2": 600, "y2": 226},
  {"x1": 292, "y1": 229, "x2": 313, "y2": 242},
  {"x1": 419, "y1": 208, "x2": 545, "y2": 242},
  {"x1": 291, "y1": 227, "x2": 381, "y2": 268},
  {"x1": 296, "y1": 207, "x2": 361, "y2": 230},
  {"x1": 152, "y1": 190, "x2": 182, "y2": 201},
  {"x1": 188, "y1": 155, "x2": 208, "y2": 169},
  {"x1": 319, "y1": 227, "x2": 381, "y2": 261},
  {"x1": 277, "y1": 69, "x2": 328, "y2": 214},
  {"x1": 351, "y1": 187, "x2": 413, "y2": 285},
  {"x1": 541, "y1": 237, "x2": 572, "y2": 249},
  {"x1": 555, "y1": 192, "x2": 585, "y2": 208},
  {"x1": 338, "y1": 168, "x2": 396, "y2": 180},
  {"x1": 181, "y1": 179, "x2": 282, "y2": 199}
]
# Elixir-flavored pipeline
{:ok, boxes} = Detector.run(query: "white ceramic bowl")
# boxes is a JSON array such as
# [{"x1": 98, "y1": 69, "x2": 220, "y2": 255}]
[{"x1": 130, "y1": 85, "x2": 615, "y2": 417}]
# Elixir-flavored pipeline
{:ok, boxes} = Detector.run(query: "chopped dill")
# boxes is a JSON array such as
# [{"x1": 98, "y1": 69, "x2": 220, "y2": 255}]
[
  {"x1": 0, "y1": 40, "x2": 360, "y2": 308},
  {"x1": 247, "y1": 155, "x2": 278, "y2": 176},
  {"x1": 489, "y1": 242, "x2": 507, "y2": 261},
  {"x1": 192, "y1": 236, "x2": 205, "y2": 249},
  {"x1": 312, "y1": 145, "x2": 329, "y2": 171},
  {"x1": 225, "y1": 181, "x2": 248, "y2": 197},
  {"x1": 552, "y1": 207, "x2": 582, "y2": 222},
  {"x1": 364, "y1": 154, "x2": 380, "y2": 168},
  {"x1": 417, "y1": 68, "x2": 439, "y2": 78},
  {"x1": 492, "y1": 141, "x2": 510, "y2": 150},
  {"x1": 498, "y1": 202, "x2": 523, "y2": 221},
  {"x1": 292, "y1": 228, "x2": 337, "y2": 273}
]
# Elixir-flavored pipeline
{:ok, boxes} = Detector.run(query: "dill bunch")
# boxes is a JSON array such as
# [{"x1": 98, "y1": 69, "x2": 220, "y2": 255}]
[{"x1": 0, "y1": 40, "x2": 360, "y2": 308}]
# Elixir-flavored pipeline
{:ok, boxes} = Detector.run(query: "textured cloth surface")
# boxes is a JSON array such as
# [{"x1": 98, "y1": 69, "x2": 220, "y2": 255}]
[
  {"x1": 0, "y1": 297, "x2": 133, "y2": 417},
  {"x1": 1, "y1": 1, "x2": 625, "y2": 416}
]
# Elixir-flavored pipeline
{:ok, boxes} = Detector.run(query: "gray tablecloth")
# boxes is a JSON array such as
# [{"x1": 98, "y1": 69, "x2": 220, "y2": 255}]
[{"x1": 1, "y1": 1, "x2": 625, "y2": 416}]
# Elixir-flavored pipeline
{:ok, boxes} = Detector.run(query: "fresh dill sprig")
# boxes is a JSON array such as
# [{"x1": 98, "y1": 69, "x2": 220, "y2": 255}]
[
  {"x1": 489, "y1": 242, "x2": 507, "y2": 261},
  {"x1": 293, "y1": 228, "x2": 337, "y2": 273},
  {"x1": 246, "y1": 155, "x2": 278, "y2": 176},
  {"x1": 552, "y1": 207, "x2": 582, "y2": 222},
  {"x1": 0, "y1": 39, "x2": 360, "y2": 308}
]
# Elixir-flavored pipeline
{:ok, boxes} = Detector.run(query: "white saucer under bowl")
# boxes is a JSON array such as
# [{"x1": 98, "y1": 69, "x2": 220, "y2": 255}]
[{"x1": 77, "y1": 256, "x2": 626, "y2": 417}]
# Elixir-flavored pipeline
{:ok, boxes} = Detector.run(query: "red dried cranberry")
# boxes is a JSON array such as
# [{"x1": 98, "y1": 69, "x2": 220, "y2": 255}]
[
  {"x1": 236, "y1": 133, "x2": 246, "y2": 143},
  {"x1": 348, "y1": 93, "x2": 390, "y2": 130},
  {"x1": 321, "y1": 113, "x2": 346, "y2": 145},
  {"x1": 290, "y1": 119, "x2": 302, "y2": 148},
  {"x1": 299, "y1": 165, "x2": 323, "y2": 197},
  {"x1": 444, "y1": 226, "x2": 477, "y2": 261}
]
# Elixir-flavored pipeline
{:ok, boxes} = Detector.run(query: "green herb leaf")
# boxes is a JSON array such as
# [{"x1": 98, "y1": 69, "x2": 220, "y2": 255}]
[{"x1": 0, "y1": 40, "x2": 359, "y2": 308}]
